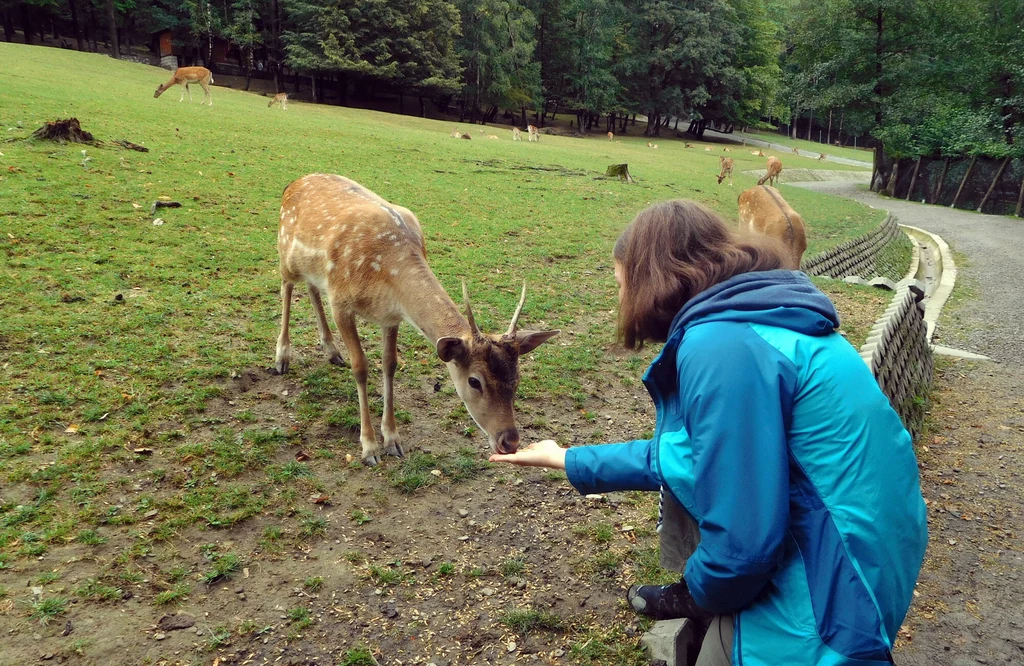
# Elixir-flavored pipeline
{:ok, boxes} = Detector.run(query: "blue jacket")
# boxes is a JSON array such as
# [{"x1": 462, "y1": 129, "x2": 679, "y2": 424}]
[{"x1": 565, "y1": 270, "x2": 927, "y2": 666}]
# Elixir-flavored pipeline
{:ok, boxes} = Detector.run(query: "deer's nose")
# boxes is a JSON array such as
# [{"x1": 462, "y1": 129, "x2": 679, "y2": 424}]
[{"x1": 496, "y1": 428, "x2": 520, "y2": 455}]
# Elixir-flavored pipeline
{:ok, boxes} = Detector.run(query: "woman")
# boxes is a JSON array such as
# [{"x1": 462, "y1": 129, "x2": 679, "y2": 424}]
[{"x1": 491, "y1": 200, "x2": 927, "y2": 665}]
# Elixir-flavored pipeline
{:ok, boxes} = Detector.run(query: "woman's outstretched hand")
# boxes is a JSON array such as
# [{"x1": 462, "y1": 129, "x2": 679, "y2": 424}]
[{"x1": 489, "y1": 439, "x2": 567, "y2": 470}]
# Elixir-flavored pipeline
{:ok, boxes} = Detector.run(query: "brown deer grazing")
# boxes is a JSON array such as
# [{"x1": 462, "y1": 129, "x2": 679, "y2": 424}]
[
  {"x1": 818, "y1": 153, "x2": 827, "y2": 162},
  {"x1": 268, "y1": 93, "x2": 288, "y2": 110},
  {"x1": 275, "y1": 174, "x2": 559, "y2": 465},
  {"x1": 527, "y1": 125, "x2": 539, "y2": 142},
  {"x1": 717, "y1": 156, "x2": 735, "y2": 185},
  {"x1": 607, "y1": 131, "x2": 614, "y2": 141},
  {"x1": 737, "y1": 185, "x2": 808, "y2": 270},
  {"x1": 792, "y1": 147, "x2": 800, "y2": 156},
  {"x1": 154, "y1": 66, "x2": 213, "y2": 106},
  {"x1": 512, "y1": 127, "x2": 522, "y2": 141},
  {"x1": 757, "y1": 156, "x2": 783, "y2": 187}
]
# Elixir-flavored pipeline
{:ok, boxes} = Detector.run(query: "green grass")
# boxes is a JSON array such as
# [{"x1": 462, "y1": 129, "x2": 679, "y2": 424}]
[
  {"x1": 29, "y1": 596, "x2": 69, "y2": 624},
  {"x1": 740, "y1": 128, "x2": 875, "y2": 163},
  {"x1": 338, "y1": 645, "x2": 378, "y2": 666},
  {"x1": 499, "y1": 607, "x2": 565, "y2": 634}
]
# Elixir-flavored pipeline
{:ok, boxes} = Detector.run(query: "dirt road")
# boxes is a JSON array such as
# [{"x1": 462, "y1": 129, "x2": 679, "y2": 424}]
[{"x1": 797, "y1": 181, "x2": 1024, "y2": 665}]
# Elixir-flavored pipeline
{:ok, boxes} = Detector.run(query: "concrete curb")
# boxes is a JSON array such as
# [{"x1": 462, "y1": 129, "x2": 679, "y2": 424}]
[{"x1": 899, "y1": 224, "x2": 957, "y2": 342}]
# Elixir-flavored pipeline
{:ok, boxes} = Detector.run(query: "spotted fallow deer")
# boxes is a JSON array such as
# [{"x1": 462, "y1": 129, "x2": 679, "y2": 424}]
[
  {"x1": 154, "y1": 66, "x2": 214, "y2": 106},
  {"x1": 268, "y1": 92, "x2": 288, "y2": 110},
  {"x1": 527, "y1": 125, "x2": 539, "y2": 142},
  {"x1": 717, "y1": 156, "x2": 734, "y2": 185},
  {"x1": 512, "y1": 127, "x2": 522, "y2": 141},
  {"x1": 757, "y1": 156, "x2": 782, "y2": 187},
  {"x1": 275, "y1": 174, "x2": 560, "y2": 465},
  {"x1": 737, "y1": 185, "x2": 808, "y2": 270}
]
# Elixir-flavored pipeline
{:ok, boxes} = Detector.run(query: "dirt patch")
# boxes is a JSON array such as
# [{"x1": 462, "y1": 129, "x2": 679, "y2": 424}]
[{"x1": 895, "y1": 358, "x2": 1024, "y2": 665}]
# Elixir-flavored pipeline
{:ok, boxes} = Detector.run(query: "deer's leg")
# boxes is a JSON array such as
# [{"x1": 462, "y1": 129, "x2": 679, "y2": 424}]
[
  {"x1": 380, "y1": 325, "x2": 404, "y2": 459},
  {"x1": 275, "y1": 280, "x2": 294, "y2": 374},
  {"x1": 307, "y1": 285, "x2": 344, "y2": 367},
  {"x1": 178, "y1": 85, "x2": 185, "y2": 103},
  {"x1": 185, "y1": 83, "x2": 193, "y2": 103},
  {"x1": 201, "y1": 81, "x2": 211, "y2": 106},
  {"x1": 333, "y1": 309, "x2": 381, "y2": 465}
]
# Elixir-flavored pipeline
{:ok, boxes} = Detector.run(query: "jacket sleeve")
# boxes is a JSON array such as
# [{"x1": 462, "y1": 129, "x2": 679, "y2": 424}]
[
  {"x1": 564, "y1": 439, "x2": 663, "y2": 495},
  {"x1": 676, "y1": 323, "x2": 797, "y2": 614}
]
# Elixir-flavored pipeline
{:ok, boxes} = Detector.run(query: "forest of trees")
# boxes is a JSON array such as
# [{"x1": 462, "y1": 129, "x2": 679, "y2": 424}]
[{"x1": 3, "y1": 0, "x2": 1023, "y2": 160}]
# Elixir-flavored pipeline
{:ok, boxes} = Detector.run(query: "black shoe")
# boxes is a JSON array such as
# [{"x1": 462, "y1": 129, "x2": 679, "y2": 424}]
[{"x1": 627, "y1": 581, "x2": 714, "y2": 631}]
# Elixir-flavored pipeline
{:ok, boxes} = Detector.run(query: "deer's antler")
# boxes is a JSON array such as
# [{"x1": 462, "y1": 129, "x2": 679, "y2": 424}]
[
  {"x1": 462, "y1": 280, "x2": 482, "y2": 338},
  {"x1": 506, "y1": 281, "x2": 527, "y2": 337}
]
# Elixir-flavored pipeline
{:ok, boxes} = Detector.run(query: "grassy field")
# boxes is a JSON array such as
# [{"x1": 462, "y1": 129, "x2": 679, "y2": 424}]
[
  {"x1": 0, "y1": 43, "x2": 889, "y2": 665},
  {"x1": 741, "y1": 128, "x2": 875, "y2": 163}
]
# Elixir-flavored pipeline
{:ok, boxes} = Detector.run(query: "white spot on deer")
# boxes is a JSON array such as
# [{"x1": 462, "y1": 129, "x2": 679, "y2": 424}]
[
  {"x1": 371, "y1": 261, "x2": 381, "y2": 272},
  {"x1": 389, "y1": 268, "x2": 399, "y2": 277},
  {"x1": 375, "y1": 254, "x2": 382, "y2": 262},
  {"x1": 326, "y1": 260, "x2": 335, "y2": 272},
  {"x1": 343, "y1": 246, "x2": 352, "y2": 257},
  {"x1": 355, "y1": 257, "x2": 364, "y2": 268},
  {"x1": 339, "y1": 225, "x2": 348, "y2": 233},
  {"x1": 388, "y1": 233, "x2": 397, "y2": 241},
  {"x1": 317, "y1": 224, "x2": 323, "y2": 230}
]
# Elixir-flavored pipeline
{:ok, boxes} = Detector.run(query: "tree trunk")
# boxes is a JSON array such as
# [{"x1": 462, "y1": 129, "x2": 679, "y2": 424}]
[
  {"x1": 105, "y1": 0, "x2": 119, "y2": 58},
  {"x1": 806, "y1": 109, "x2": 813, "y2": 141},
  {"x1": 87, "y1": 2, "x2": 97, "y2": 50},
  {"x1": 398, "y1": 90, "x2": 404, "y2": 113},
  {"x1": 950, "y1": 156, "x2": 978, "y2": 209},
  {"x1": 884, "y1": 159, "x2": 900, "y2": 197},
  {"x1": 67, "y1": 0, "x2": 84, "y2": 50},
  {"x1": 871, "y1": 145, "x2": 883, "y2": 191},
  {"x1": 905, "y1": 156, "x2": 923, "y2": 201},
  {"x1": 2, "y1": 12, "x2": 14, "y2": 42},
  {"x1": 419, "y1": 96, "x2": 426, "y2": 118},
  {"x1": 20, "y1": 4, "x2": 33, "y2": 44},
  {"x1": 932, "y1": 157, "x2": 951, "y2": 203},
  {"x1": 338, "y1": 73, "x2": 347, "y2": 105},
  {"x1": 826, "y1": 109, "x2": 833, "y2": 145},
  {"x1": 978, "y1": 156, "x2": 1010, "y2": 213},
  {"x1": 1015, "y1": 171, "x2": 1024, "y2": 217}
]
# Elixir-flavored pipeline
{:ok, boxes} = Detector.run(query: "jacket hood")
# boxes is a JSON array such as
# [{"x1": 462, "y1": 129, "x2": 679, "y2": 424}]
[{"x1": 669, "y1": 269, "x2": 839, "y2": 338}]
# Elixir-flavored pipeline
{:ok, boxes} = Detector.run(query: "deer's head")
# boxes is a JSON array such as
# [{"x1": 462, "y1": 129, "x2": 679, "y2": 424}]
[
  {"x1": 153, "y1": 86, "x2": 165, "y2": 99},
  {"x1": 436, "y1": 283, "x2": 559, "y2": 455}
]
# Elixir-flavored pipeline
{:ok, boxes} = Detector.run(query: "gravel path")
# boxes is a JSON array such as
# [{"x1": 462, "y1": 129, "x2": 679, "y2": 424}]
[
  {"x1": 794, "y1": 181, "x2": 1024, "y2": 365},
  {"x1": 793, "y1": 180, "x2": 1024, "y2": 666}
]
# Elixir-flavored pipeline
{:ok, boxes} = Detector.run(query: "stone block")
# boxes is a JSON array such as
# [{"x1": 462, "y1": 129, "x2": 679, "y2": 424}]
[
  {"x1": 843, "y1": 276, "x2": 866, "y2": 285},
  {"x1": 640, "y1": 618, "x2": 695, "y2": 666},
  {"x1": 868, "y1": 276, "x2": 896, "y2": 290}
]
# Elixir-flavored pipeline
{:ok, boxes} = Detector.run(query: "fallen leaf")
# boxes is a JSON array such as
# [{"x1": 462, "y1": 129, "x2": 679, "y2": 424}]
[
  {"x1": 295, "y1": 451, "x2": 310, "y2": 462},
  {"x1": 153, "y1": 218, "x2": 164, "y2": 226},
  {"x1": 131, "y1": 203, "x2": 141, "y2": 209},
  {"x1": 133, "y1": 447, "x2": 154, "y2": 455},
  {"x1": 64, "y1": 424, "x2": 80, "y2": 434},
  {"x1": 312, "y1": 494, "x2": 331, "y2": 505}
]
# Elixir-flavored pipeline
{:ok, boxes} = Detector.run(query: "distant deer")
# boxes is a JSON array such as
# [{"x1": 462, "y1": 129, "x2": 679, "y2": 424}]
[
  {"x1": 751, "y1": 149, "x2": 765, "y2": 157},
  {"x1": 738, "y1": 185, "x2": 807, "y2": 269},
  {"x1": 275, "y1": 174, "x2": 559, "y2": 465},
  {"x1": 818, "y1": 153, "x2": 827, "y2": 162},
  {"x1": 717, "y1": 156, "x2": 734, "y2": 186},
  {"x1": 757, "y1": 156, "x2": 783, "y2": 187},
  {"x1": 154, "y1": 66, "x2": 213, "y2": 106},
  {"x1": 607, "y1": 131, "x2": 614, "y2": 141},
  {"x1": 685, "y1": 143, "x2": 694, "y2": 148},
  {"x1": 792, "y1": 147, "x2": 800, "y2": 156},
  {"x1": 512, "y1": 127, "x2": 522, "y2": 141},
  {"x1": 451, "y1": 128, "x2": 462, "y2": 138},
  {"x1": 722, "y1": 147, "x2": 732, "y2": 152},
  {"x1": 704, "y1": 147, "x2": 712, "y2": 152},
  {"x1": 527, "y1": 125, "x2": 539, "y2": 142},
  {"x1": 268, "y1": 93, "x2": 288, "y2": 110}
]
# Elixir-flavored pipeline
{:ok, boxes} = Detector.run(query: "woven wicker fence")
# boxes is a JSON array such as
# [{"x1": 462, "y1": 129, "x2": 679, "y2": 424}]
[
  {"x1": 859, "y1": 281, "x2": 934, "y2": 440},
  {"x1": 801, "y1": 215, "x2": 911, "y2": 281}
]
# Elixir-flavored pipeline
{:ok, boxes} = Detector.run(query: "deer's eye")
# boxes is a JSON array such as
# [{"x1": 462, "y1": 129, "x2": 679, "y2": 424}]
[{"x1": 468, "y1": 377, "x2": 482, "y2": 391}]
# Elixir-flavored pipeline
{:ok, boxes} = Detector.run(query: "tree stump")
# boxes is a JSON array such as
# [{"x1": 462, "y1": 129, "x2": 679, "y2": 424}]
[
  {"x1": 31, "y1": 118, "x2": 97, "y2": 144},
  {"x1": 606, "y1": 164, "x2": 633, "y2": 183}
]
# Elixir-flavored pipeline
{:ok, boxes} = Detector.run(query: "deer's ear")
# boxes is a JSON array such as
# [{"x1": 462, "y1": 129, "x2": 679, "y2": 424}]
[
  {"x1": 516, "y1": 330, "x2": 560, "y2": 355},
  {"x1": 437, "y1": 337, "x2": 469, "y2": 364}
]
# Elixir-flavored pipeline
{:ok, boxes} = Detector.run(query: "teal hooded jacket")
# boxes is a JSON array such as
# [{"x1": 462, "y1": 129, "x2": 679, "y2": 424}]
[{"x1": 565, "y1": 269, "x2": 927, "y2": 665}]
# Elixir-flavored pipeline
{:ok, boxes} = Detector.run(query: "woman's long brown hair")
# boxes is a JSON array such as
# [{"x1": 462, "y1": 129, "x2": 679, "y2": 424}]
[{"x1": 614, "y1": 200, "x2": 788, "y2": 349}]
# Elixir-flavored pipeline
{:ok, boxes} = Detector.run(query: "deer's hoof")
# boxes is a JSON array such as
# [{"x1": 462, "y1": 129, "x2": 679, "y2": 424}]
[
  {"x1": 275, "y1": 361, "x2": 289, "y2": 375},
  {"x1": 383, "y1": 440, "x2": 404, "y2": 459},
  {"x1": 329, "y1": 353, "x2": 345, "y2": 367}
]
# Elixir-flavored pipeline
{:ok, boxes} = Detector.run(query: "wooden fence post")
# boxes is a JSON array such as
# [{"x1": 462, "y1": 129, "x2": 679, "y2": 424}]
[
  {"x1": 978, "y1": 156, "x2": 1011, "y2": 213},
  {"x1": 906, "y1": 156, "x2": 923, "y2": 201},
  {"x1": 1015, "y1": 172, "x2": 1024, "y2": 217},
  {"x1": 932, "y1": 157, "x2": 950, "y2": 204},
  {"x1": 950, "y1": 155, "x2": 978, "y2": 209}
]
